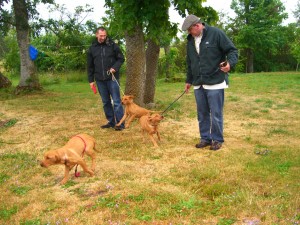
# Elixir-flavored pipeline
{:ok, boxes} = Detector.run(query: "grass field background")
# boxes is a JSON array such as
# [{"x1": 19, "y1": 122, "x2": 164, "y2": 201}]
[{"x1": 0, "y1": 72, "x2": 299, "y2": 225}]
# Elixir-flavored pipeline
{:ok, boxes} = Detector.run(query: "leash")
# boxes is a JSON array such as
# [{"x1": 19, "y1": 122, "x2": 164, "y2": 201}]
[
  {"x1": 160, "y1": 61, "x2": 227, "y2": 115},
  {"x1": 161, "y1": 90, "x2": 186, "y2": 115},
  {"x1": 107, "y1": 70, "x2": 187, "y2": 115},
  {"x1": 107, "y1": 70, "x2": 125, "y2": 96},
  {"x1": 74, "y1": 135, "x2": 87, "y2": 177}
]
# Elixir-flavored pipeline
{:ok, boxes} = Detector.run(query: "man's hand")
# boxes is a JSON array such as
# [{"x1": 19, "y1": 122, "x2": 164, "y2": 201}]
[
  {"x1": 220, "y1": 61, "x2": 230, "y2": 73},
  {"x1": 109, "y1": 68, "x2": 116, "y2": 74},
  {"x1": 185, "y1": 83, "x2": 191, "y2": 93},
  {"x1": 90, "y1": 82, "x2": 97, "y2": 94}
]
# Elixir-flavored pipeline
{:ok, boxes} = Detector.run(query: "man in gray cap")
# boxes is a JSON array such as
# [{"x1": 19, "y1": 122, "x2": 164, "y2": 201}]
[{"x1": 182, "y1": 15, "x2": 238, "y2": 151}]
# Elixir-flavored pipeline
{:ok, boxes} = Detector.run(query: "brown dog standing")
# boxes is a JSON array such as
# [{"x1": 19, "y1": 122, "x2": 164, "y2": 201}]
[
  {"x1": 116, "y1": 95, "x2": 152, "y2": 128},
  {"x1": 139, "y1": 113, "x2": 164, "y2": 147},
  {"x1": 40, "y1": 133, "x2": 97, "y2": 184}
]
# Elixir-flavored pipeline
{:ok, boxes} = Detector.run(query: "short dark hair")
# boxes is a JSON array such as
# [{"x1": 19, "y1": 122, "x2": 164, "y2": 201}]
[{"x1": 96, "y1": 27, "x2": 107, "y2": 33}]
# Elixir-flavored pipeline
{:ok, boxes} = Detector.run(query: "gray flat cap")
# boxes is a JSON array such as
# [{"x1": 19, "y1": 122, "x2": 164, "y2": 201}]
[{"x1": 181, "y1": 15, "x2": 202, "y2": 31}]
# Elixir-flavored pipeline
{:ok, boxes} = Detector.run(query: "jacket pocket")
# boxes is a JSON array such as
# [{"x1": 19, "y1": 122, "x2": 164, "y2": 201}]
[{"x1": 203, "y1": 43, "x2": 219, "y2": 55}]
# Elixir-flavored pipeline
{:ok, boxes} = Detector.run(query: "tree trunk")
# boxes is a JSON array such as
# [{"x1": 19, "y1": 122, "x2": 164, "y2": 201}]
[
  {"x1": 13, "y1": 0, "x2": 40, "y2": 91},
  {"x1": 164, "y1": 45, "x2": 171, "y2": 81},
  {"x1": 0, "y1": 72, "x2": 12, "y2": 88},
  {"x1": 246, "y1": 48, "x2": 254, "y2": 73},
  {"x1": 124, "y1": 26, "x2": 146, "y2": 106},
  {"x1": 144, "y1": 39, "x2": 160, "y2": 105}
]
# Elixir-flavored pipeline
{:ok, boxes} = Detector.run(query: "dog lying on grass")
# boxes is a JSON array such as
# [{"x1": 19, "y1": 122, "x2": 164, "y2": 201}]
[
  {"x1": 116, "y1": 95, "x2": 153, "y2": 128},
  {"x1": 139, "y1": 113, "x2": 164, "y2": 147},
  {"x1": 40, "y1": 133, "x2": 98, "y2": 185}
]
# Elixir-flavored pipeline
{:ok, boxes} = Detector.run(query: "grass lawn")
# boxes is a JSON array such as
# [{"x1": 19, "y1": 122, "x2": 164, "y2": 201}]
[{"x1": 0, "y1": 72, "x2": 299, "y2": 225}]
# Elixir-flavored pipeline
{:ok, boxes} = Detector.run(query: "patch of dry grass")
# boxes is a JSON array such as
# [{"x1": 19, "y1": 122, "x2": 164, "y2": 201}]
[{"x1": 0, "y1": 72, "x2": 299, "y2": 224}]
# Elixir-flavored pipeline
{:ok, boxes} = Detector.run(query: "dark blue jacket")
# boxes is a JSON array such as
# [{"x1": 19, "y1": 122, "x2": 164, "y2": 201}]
[
  {"x1": 186, "y1": 25, "x2": 238, "y2": 85},
  {"x1": 87, "y1": 38, "x2": 125, "y2": 82}
]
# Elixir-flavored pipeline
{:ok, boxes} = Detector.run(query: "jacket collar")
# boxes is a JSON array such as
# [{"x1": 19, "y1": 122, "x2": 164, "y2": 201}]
[{"x1": 93, "y1": 37, "x2": 112, "y2": 46}]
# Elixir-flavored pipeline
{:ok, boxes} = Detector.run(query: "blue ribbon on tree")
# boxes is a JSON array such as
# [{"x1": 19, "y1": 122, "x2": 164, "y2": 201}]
[{"x1": 29, "y1": 45, "x2": 38, "y2": 61}]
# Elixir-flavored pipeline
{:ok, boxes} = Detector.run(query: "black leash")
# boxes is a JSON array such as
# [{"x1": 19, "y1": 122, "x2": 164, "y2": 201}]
[{"x1": 161, "y1": 90, "x2": 186, "y2": 115}]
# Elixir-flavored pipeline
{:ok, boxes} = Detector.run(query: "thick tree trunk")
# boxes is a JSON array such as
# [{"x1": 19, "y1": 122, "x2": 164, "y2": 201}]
[
  {"x1": 125, "y1": 26, "x2": 146, "y2": 106},
  {"x1": 0, "y1": 72, "x2": 12, "y2": 88},
  {"x1": 13, "y1": 0, "x2": 40, "y2": 91},
  {"x1": 246, "y1": 48, "x2": 254, "y2": 73},
  {"x1": 144, "y1": 39, "x2": 160, "y2": 105}
]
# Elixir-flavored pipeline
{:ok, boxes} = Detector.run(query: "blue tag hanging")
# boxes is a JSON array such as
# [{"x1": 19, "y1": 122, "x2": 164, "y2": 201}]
[{"x1": 29, "y1": 45, "x2": 38, "y2": 61}]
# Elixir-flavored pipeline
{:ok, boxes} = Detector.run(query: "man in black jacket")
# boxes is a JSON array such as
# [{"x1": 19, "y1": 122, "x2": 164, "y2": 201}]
[
  {"x1": 87, "y1": 27, "x2": 125, "y2": 130},
  {"x1": 182, "y1": 15, "x2": 238, "y2": 150}
]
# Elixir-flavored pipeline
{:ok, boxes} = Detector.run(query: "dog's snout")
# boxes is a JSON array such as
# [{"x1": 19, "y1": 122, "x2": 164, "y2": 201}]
[{"x1": 40, "y1": 161, "x2": 46, "y2": 167}]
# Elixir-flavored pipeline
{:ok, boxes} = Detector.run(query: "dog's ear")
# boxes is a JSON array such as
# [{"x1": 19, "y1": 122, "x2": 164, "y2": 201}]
[{"x1": 129, "y1": 95, "x2": 134, "y2": 99}]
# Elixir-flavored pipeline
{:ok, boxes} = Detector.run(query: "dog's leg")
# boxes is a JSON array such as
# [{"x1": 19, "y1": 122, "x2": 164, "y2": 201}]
[
  {"x1": 91, "y1": 153, "x2": 96, "y2": 172},
  {"x1": 116, "y1": 109, "x2": 128, "y2": 126},
  {"x1": 125, "y1": 115, "x2": 136, "y2": 128},
  {"x1": 149, "y1": 134, "x2": 159, "y2": 148},
  {"x1": 116, "y1": 114, "x2": 127, "y2": 126},
  {"x1": 156, "y1": 130, "x2": 161, "y2": 141},
  {"x1": 60, "y1": 166, "x2": 70, "y2": 185},
  {"x1": 76, "y1": 159, "x2": 94, "y2": 176},
  {"x1": 86, "y1": 150, "x2": 96, "y2": 172}
]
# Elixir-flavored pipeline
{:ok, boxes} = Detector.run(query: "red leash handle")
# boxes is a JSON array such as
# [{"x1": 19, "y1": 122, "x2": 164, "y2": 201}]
[{"x1": 91, "y1": 84, "x2": 97, "y2": 94}]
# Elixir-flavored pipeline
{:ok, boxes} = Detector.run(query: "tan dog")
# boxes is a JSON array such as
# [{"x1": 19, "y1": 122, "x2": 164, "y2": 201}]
[
  {"x1": 116, "y1": 95, "x2": 152, "y2": 128},
  {"x1": 139, "y1": 113, "x2": 164, "y2": 147},
  {"x1": 40, "y1": 134, "x2": 97, "y2": 185}
]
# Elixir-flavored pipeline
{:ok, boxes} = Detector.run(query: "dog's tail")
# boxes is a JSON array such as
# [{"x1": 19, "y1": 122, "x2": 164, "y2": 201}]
[
  {"x1": 149, "y1": 110, "x2": 163, "y2": 114},
  {"x1": 93, "y1": 143, "x2": 101, "y2": 153},
  {"x1": 93, "y1": 145, "x2": 101, "y2": 153}
]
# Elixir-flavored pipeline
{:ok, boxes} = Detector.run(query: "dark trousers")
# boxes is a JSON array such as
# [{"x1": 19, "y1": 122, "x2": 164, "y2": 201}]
[
  {"x1": 194, "y1": 86, "x2": 225, "y2": 143},
  {"x1": 96, "y1": 80, "x2": 124, "y2": 128}
]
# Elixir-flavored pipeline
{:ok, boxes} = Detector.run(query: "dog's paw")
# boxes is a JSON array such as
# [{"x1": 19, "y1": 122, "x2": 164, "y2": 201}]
[
  {"x1": 60, "y1": 180, "x2": 68, "y2": 185},
  {"x1": 89, "y1": 171, "x2": 95, "y2": 176}
]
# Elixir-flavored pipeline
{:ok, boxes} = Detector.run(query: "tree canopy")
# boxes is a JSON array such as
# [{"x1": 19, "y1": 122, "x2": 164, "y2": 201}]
[
  {"x1": 0, "y1": 0, "x2": 299, "y2": 92},
  {"x1": 231, "y1": 0, "x2": 289, "y2": 72}
]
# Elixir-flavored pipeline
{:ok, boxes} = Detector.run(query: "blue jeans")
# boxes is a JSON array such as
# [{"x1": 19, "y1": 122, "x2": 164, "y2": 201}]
[
  {"x1": 96, "y1": 80, "x2": 124, "y2": 128},
  {"x1": 194, "y1": 87, "x2": 224, "y2": 143}
]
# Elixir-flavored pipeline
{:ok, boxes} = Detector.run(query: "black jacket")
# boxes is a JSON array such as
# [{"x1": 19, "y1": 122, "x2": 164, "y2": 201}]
[
  {"x1": 87, "y1": 38, "x2": 125, "y2": 82},
  {"x1": 186, "y1": 25, "x2": 238, "y2": 85}
]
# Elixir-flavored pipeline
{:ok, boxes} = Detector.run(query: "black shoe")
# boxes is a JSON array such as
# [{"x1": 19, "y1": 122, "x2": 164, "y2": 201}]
[
  {"x1": 195, "y1": 141, "x2": 211, "y2": 148},
  {"x1": 100, "y1": 123, "x2": 113, "y2": 129},
  {"x1": 210, "y1": 142, "x2": 222, "y2": 151},
  {"x1": 114, "y1": 126, "x2": 124, "y2": 131}
]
